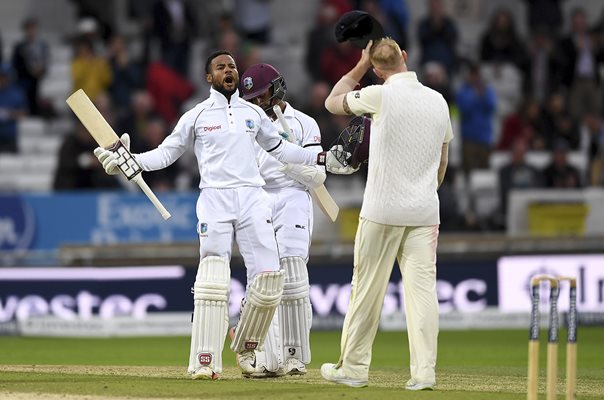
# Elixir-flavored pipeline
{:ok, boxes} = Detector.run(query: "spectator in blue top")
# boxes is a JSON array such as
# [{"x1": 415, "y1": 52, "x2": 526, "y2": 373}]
[
  {"x1": 0, "y1": 64, "x2": 27, "y2": 153},
  {"x1": 456, "y1": 63, "x2": 497, "y2": 173},
  {"x1": 361, "y1": 0, "x2": 409, "y2": 50}
]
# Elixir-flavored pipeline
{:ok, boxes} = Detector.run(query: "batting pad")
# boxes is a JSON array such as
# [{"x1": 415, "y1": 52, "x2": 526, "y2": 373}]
[
  {"x1": 188, "y1": 256, "x2": 230, "y2": 374},
  {"x1": 279, "y1": 257, "x2": 312, "y2": 363},
  {"x1": 254, "y1": 311, "x2": 282, "y2": 372},
  {"x1": 230, "y1": 271, "x2": 284, "y2": 354}
]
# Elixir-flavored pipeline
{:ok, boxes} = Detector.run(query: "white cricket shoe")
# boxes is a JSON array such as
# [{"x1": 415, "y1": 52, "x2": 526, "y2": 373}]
[
  {"x1": 320, "y1": 363, "x2": 368, "y2": 388},
  {"x1": 405, "y1": 378, "x2": 435, "y2": 391},
  {"x1": 284, "y1": 358, "x2": 307, "y2": 375},
  {"x1": 191, "y1": 366, "x2": 219, "y2": 380},
  {"x1": 238, "y1": 350, "x2": 257, "y2": 375}
]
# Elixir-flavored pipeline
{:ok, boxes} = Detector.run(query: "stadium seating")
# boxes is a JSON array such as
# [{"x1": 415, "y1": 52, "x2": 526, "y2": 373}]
[{"x1": 489, "y1": 151, "x2": 589, "y2": 177}]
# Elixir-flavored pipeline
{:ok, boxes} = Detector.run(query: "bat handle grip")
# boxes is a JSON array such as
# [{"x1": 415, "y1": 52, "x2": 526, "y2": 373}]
[
  {"x1": 273, "y1": 105, "x2": 294, "y2": 138},
  {"x1": 132, "y1": 174, "x2": 172, "y2": 220}
]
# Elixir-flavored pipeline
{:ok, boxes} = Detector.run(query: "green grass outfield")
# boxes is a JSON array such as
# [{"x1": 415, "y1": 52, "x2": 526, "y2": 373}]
[{"x1": 0, "y1": 329, "x2": 603, "y2": 399}]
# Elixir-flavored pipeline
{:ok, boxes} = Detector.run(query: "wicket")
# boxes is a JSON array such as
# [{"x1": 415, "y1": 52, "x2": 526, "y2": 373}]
[{"x1": 527, "y1": 275, "x2": 577, "y2": 400}]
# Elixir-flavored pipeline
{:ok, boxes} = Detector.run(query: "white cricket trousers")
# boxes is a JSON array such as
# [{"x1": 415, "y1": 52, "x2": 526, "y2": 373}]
[
  {"x1": 195, "y1": 186, "x2": 281, "y2": 281},
  {"x1": 265, "y1": 186, "x2": 313, "y2": 259},
  {"x1": 338, "y1": 218, "x2": 439, "y2": 384}
]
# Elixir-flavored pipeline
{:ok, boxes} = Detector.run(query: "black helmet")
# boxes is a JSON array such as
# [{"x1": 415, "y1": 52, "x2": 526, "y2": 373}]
[{"x1": 334, "y1": 11, "x2": 384, "y2": 48}]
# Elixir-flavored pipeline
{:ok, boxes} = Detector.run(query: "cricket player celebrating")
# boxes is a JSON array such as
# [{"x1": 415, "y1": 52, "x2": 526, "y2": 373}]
[
  {"x1": 94, "y1": 51, "x2": 326, "y2": 380},
  {"x1": 236, "y1": 63, "x2": 325, "y2": 377},
  {"x1": 321, "y1": 38, "x2": 453, "y2": 390}
]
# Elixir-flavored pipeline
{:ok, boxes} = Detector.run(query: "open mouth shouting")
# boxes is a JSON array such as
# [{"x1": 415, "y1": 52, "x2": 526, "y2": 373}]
[{"x1": 224, "y1": 75, "x2": 236, "y2": 89}]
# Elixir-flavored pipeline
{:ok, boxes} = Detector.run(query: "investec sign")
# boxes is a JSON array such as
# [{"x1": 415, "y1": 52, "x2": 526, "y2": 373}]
[
  {"x1": 498, "y1": 255, "x2": 604, "y2": 312},
  {"x1": 0, "y1": 264, "x2": 494, "y2": 324},
  {"x1": 0, "y1": 267, "x2": 185, "y2": 322}
]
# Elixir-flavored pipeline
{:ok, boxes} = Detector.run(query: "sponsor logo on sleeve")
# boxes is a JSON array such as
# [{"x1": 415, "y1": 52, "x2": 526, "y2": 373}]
[{"x1": 203, "y1": 125, "x2": 221, "y2": 132}]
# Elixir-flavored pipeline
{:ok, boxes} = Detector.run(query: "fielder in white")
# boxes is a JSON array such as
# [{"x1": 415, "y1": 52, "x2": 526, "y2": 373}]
[
  {"x1": 235, "y1": 63, "x2": 325, "y2": 377},
  {"x1": 94, "y1": 50, "x2": 326, "y2": 380},
  {"x1": 321, "y1": 39, "x2": 453, "y2": 390}
]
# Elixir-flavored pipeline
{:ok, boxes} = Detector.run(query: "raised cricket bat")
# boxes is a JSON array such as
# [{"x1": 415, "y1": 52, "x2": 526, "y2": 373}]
[
  {"x1": 66, "y1": 89, "x2": 171, "y2": 220},
  {"x1": 273, "y1": 105, "x2": 339, "y2": 222}
]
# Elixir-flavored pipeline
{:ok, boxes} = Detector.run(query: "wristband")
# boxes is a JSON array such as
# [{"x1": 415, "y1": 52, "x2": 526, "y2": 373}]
[{"x1": 317, "y1": 152, "x2": 327, "y2": 166}]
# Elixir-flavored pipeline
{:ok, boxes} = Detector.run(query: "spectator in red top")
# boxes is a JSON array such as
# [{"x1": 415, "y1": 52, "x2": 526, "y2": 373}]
[
  {"x1": 320, "y1": 41, "x2": 361, "y2": 86},
  {"x1": 498, "y1": 97, "x2": 546, "y2": 150},
  {"x1": 306, "y1": 1, "x2": 340, "y2": 82},
  {"x1": 145, "y1": 61, "x2": 194, "y2": 125},
  {"x1": 326, "y1": 0, "x2": 353, "y2": 16}
]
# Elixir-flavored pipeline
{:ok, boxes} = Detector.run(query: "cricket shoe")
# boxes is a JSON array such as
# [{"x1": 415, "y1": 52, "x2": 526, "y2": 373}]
[
  {"x1": 320, "y1": 363, "x2": 368, "y2": 388},
  {"x1": 238, "y1": 350, "x2": 257, "y2": 375},
  {"x1": 191, "y1": 366, "x2": 220, "y2": 380},
  {"x1": 245, "y1": 366, "x2": 286, "y2": 379},
  {"x1": 284, "y1": 358, "x2": 307, "y2": 376},
  {"x1": 228, "y1": 327, "x2": 275, "y2": 378},
  {"x1": 405, "y1": 378, "x2": 435, "y2": 391}
]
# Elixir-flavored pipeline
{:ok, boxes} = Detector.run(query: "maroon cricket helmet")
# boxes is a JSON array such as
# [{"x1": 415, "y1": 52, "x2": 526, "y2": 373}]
[
  {"x1": 331, "y1": 115, "x2": 371, "y2": 169},
  {"x1": 240, "y1": 63, "x2": 287, "y2": 103}
]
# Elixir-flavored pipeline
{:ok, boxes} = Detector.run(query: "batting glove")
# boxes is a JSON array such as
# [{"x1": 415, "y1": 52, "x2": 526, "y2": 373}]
[
  {"x1": 279, "y1": 163, "x2": 326, "y2": 189},
  {"x1": 93, "y1": 133, "x2": 130, "y2": 175},
  {"x1": 326, "y1": 145, "x2": 360, "y2": 175}
]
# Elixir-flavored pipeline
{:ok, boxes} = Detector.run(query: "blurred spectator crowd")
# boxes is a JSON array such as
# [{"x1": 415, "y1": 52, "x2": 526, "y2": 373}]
[{"x1": 1, "y1": 0, "x2": 604, "y2": 233}]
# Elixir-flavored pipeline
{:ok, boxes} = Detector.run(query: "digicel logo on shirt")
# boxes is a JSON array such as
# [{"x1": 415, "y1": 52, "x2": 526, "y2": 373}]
[{"x1": 203, "y1": 125, "x2": 221, "y2": 132}]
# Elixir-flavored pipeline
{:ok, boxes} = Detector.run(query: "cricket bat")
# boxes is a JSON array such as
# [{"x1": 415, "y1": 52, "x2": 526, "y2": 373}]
[
  {"x1": 273, "y1": 105, "x2": 339, "y2": 222},
  {"x1": 66, "y1": 89, "x2": 171, "y2": 220}
]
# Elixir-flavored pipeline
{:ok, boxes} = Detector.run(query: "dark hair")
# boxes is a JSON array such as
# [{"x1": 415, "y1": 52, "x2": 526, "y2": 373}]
[
  {"x1": 205, "y1": 50, "x2": 235, "y2": 74},
  {"x1": 571, "y1": 7, "x2": 585, "y2": 19},
  {"x1": 75, "y1": 37, "x2": 94, "y2": 53},
  {"x1": 22, "y1": 17, "x2": 38, "y2": 30}
]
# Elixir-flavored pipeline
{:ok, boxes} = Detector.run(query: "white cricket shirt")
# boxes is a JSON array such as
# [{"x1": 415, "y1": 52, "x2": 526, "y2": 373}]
[
  {"x1": 256, "y1": 102, "x2": 323, "y2": 189},
  {"x1": 346, "y1": 71, "x2": 454, "y2": 226},
  {"x1": 135, "y1": 88, "x2": 319, "y2": 189}
]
